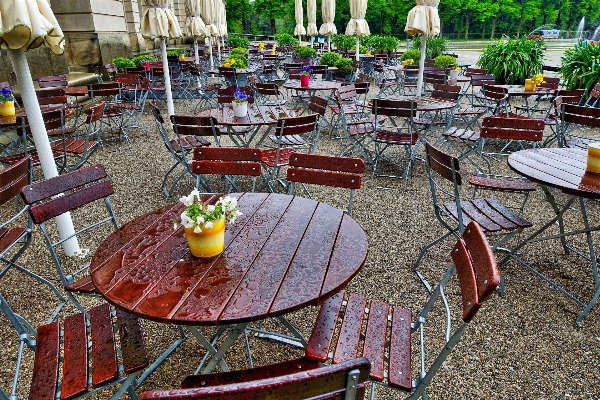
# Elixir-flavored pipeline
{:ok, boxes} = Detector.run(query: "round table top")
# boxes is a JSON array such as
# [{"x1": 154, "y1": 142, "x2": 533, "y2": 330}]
[
  {"x1": 283, "y1": 80, "x2": 342, "y2": 91},
  {"x1": 90, "y1": 193, "x2": 368, "y2": 326},
  {"x1": 494, "y1": 84, "x2": 555, "y2": 96},
  {"x1": 508, "y1": 148, "x2": 600, "y2": 199}
]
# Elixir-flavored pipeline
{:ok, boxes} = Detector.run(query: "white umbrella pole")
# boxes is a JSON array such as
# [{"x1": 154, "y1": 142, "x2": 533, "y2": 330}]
[
  {"x1": 416, "y1": 37, "x2": 427, "y2": 96},
  {"x1": 328, "y1": 36, "x2": 331, "y2": 51},
  {"x1": 217, "y1": 38, "x2": 221, "y2": 60},
  {"x1": 161, "y1": 39, "x2": 175, "y2": 116},
  {"x1": 9, "y1": 50, "x2": 80, "y2": 256},
  {"x1": 209, "y1": 37, "x2": 214, "y2": 69},
  {"x1": 195, "y1": 39, "x2": 200, "y2": 64},
  {"x1": 355, "y1": 36, "x2": 360, "y2": 61}
]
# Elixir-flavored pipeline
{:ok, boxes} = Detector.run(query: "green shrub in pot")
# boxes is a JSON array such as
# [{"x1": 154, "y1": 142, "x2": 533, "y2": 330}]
[
  {"x1": 401, "y1": 49, "x2": 420, "y2": 62},
  {"x1": 334, "y1": 57, "x2": 355, "y2": 75},
  {"x1": 295, "y1": 46, "x2": 318, "y2": 59},
  {"x1": 477, "y1": 37, "x2": 545, "y2": 84},
  {"x1": 434, "y1": 55, "x2": 457, "y2": 68},
  {"x1": 275, "y1": 33, "x2": 299, "y2": 47},
  {"x1": 227, "y1": 35, "x2": 250, "y2": 49},
  {"x1": 320, "y1": 51, "x2": 342, "y2": 67},
  {"x1": 560, "y1": 42, "x2": 600, "y2": 91},
  {"x1": 112, "y1": 57, "x2": 136, "y2": 72},
  {"x1": 230, "y1": 47, "x2": 249, "y2": 56}
]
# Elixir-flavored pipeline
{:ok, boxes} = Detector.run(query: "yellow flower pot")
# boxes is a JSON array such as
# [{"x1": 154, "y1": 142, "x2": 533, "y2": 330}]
[
  {"x1": 0, "y1": 101, "x2": 15, "y2": 116},
  {"x1": 524, "y1": 79, "x2": 536, "y2": 91},
  {"x1": 179, "y1": 53, "x2": 186, "y2": 61},
  {"x1": 184, "y1": 217, "x2": 225, "y2": 258}
]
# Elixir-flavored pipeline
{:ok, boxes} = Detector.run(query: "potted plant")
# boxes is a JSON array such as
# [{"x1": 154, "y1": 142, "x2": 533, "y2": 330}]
[
  {"x1": 401, "y1": 49, "x2": 420, "y2": 63},
  {"x1": 295, "y1": 46, "x2": 318, "y2": 62},
  {"x1": 223, "y1": 54, "x2": 249, "y2": 85},
  {"x1": 382, "y1": 36, "x2": 399, "y2": 55},
  {"x1": 411, "y1": 36, "x2": 448, "y2": 59},
  {"x1": 333, "y1": 57, "x2": 355, "y2": 80},
  {"x1": 227, "y1": 35, "x2": 250, "y2": 49},
  {"x1": 174, "y1": 190, "x2": 241, "y2": 258},
  {"x1": 560, "y1": 41, "x2": 600, "y2": 91},
  {"x1": 231, "y1": 87, "x2": 250, "y2": 117},
  {"x1": 112, "y1": 57, "x2": 136, "y2": 72},
  {"x1": 300, "y1": 65, "x2": 312, "y2": 87},
  {"x1": 275, "y1": 33, "x2": 299, "y2": 47},
  {"x1": 478, "y1": 37, "x2": 545, "y2": 84},
  {"x1": 0, "y1": 87, "x2": 15, "y2": 116},
  {"x1": 320, "y1": 52, "x2": 342, "y2": 67}
]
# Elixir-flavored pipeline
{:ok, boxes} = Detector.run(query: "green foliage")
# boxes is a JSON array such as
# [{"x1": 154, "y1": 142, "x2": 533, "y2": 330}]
[
  {"x1": 434, "y1": 55, "x2": 458, "y2": 68},
  {"x1": 334, "y1": 57, "x2": 355, "y2": 75},
  {"x1": 332, "y1": 35, "x2": 356, "y2": 52},
  {"x1": 359, "y1": 45, "x2": 368, "y2": 54},
  {"x1": 360, "y1": 35, "x2": 379, "y2": 50},
  {"x1": 295, "y1": 46, "x2": 318, "y2": 59},
  {"x1": 478, "y1": 37, "x2": 545, "y2": 84},
  {"x1": 275, "y1": 33, "x2": 299, "y2": 46},
  {"x1": 227, "y1": 35, "x2": 250, "y2": 48},
  {"x1": 131, "y1": 54, "x2": 156, "y2": 67},
  {"x1": 560, "y1": 43, "x2": 600, "y2": 91},
  {"x1": 112, "y1": 57, "x2": 135, "y2": 72},
  {"x1": 320, "y1": 51, "x2": 342, "y2": 67},
  {"x1": 381, "y1": 36, "x2": 399, "y2": 51},
  {"x1": 166, "y1": 48, "x2": 188, "y2": 57},
  {"x1": 411, "y1": 36, "x2": 448, "y2": 59},
  {"x1": 401, "y1": 49, "x2": 420, "y2": 61},
  {"x1": 230, "y1": 47, "x2": 249, "y2": 56},
  {"x1": 224, "y1": 53, "x2": 249, "y2": 68}
]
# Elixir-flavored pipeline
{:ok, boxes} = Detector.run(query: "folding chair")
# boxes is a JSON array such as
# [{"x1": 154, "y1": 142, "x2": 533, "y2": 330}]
[
  {"x1": 88, "y1": 82, "x2": 129, "y2": 147},
  {"x1": 540, "y1": 91, "x2": 586, "y2": 147},
  {"x1": 414, "y1": 83, "x2": 459, "y2": 143},
  {"x1": 400, "y1": 67, "x2": 419, "y2": 95},
  {"x1": 514, "y1": 76, "x2": 561, "y2": 116},
  {"x1": 582, "y1": 83, "x2": 600, "y2": 107},
  {"x1": 104, "y1": 63, "x2": 118, "y2": 81},
  {"x1": 370, "y1": 98, "x2": 419, "y2": 190},
  {"x1": 413, "y1": 142, "x2": 532, "y2": 271},
  {"x1": 254, "y1": 82, "x2": 287, "y2": 106},
  {"x1": 559, "y1": 102, "x2": 600, "y2": 149},
  {"x1": 37, "y1": 74, "x2": 68, "y2": 89},
  {"x1": 113, "y1": 73, "x2": 152, "y2": 137},
  {"x1": 305, "y1": 220, "x2": 500, "y2": 400},
  {"x1": 61, "y1": 102, "x2": 103, "y2": 172},
  {"x1": 192, "y1": 147, "x2": 262, "y2": 193},
  {"x1": 0, "y1": 291, "x2": 149, "y2": 400},
  {"x1": 19, "y1": 164, "x2": 120, "y2": 314},
  {"x1": 260, "y1": 114, "x2": 319, "y2": 192},
  {"x1": 286, "y1": 153, "x2": 364, "y2": 215},
  {"x1": 139, "y1": 357, "x2": 371, "y2": 399},
  {"x1": 36, "y1": 87, "x2": 84, "y2": 127},
  {"x1": 468, "y1": 74, "x2": 496, "y2": 106}
]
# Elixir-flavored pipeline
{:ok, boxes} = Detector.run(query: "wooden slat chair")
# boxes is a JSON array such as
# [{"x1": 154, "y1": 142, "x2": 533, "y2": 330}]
[
  {"x1": 400, "y1": 67, "x2": 420, "y2": 95},
  {"x1": 254, "y1": 82, "x2": 286, "y2": 106},
  {"x1": 559, "y1": 102, "x2": 600, "y2": 149},
  {"x1": 0, "y1": 291, "x2": 148, "y2": 400},
  {"x1": 305, "y1": 220, "x2": 500, "y2": 400},
  {"x1": 582, "y1": 83, "x2": 600, "y2": 107},
  {"x1": 62, "y1": 102, "x2": 103, "y2": 172},
  {"x1": 149, "y1": 102, "x2": 210, "y2": 199},
  {"x1": 534, "y1": 89, "x2": 586, "y2": 147},
  {"x1": 286, "y1": 153, "x2": 364, "y2": 215},
  {"x1": 260, "y1": 114, "x2": 319, "y2": 192},
  {"x1": 37, "y1": 74, "x2": 68, "y2": 89},
  {"x1": 113, "y1": 73, "x2": 152, "y2": 137},
  {"x1": 468, "y1": 74, "x2": 496, "y2": 106},
  {"x1": 104, "y1": 63, "x2": 118, "y2": 81},
  {"x1": 139, "y1": 357, "x2": 370, "y2": 400},
  {"x1": 0, "y1": 157, "x2": 67, "y2": 321},
  {"x1": 19, "y1": 164, "x2": 120, "y2": 314},
  {"x1": 414, "y1": 83, "x2": 459, "y2": 143},
  {"x1": 468, "y1": 116, "x2": 544, "y2": 213},
  {"x1": 192, "y1": 147, "x2": 262, "y2": 193},
  {"x1": 514, "y1": 76, "x2": 561, "y2": 115},
  {"x1": 218, "y1": 66, "x2": 237, "y2": 86},
  {"x1": 370, "y1": 98, "x2": 419, "y2": 190},
  {"x1": 88, "y1": 82, "x2": 129, "y2": 147},
  {"x1": 216, "y1": 86, "x2": 255, "y2": 146},
  {"x1": 413, "y1": 142, "x2": 532, "y2": 271},
  {"x1": 329, "y1": 84, "x2": 361, "y2": 133},
  {"x1": 36, "y1": 88, "x2": 84, "y2": 126},
  {"x1": 125, "y1": 66, "x2": 147, "y2": 77}
]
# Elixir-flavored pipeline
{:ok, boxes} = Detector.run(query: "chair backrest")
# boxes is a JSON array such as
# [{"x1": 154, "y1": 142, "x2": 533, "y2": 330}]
[
  {"x1": 431, "y1": 83, "x2": 460, "y2": 101},
  {"x1": 481, "y1": 84, "x2": 508, "y2": 114},
  {"x1": 114, "y1": 73, "x2": 141, "y2": 87},
  {"x1": 539, "y1": 76, "x2": 560, "y2": 90},
  {"x1": 170, "y1": 114, "x2": 221, "y2": 145},
  {"x1": 36, "y1": 88, "x2": 68, "y2": 107},
  {"x1": 335, "y1": 84, "x2": 358, "y2": 103},
  {"x1": 37, "y1": 75, "x2": 68, "y2": 88},
  {"x1": 89, "y1": 82, "x2": 122, "y2": 101},
  {"x1": 104, "y1": 63, "x2": 117, "y2": 74},
  {"x1": 372, "y1": 98, "x2": 417, "y2": 118},
  {"x1": 0, "y1": 155, "x2": 31, "y2": 206},
  {"x1": 308, "y1": 95, "x2": 328, "y2": 117},
  {"x1": 275, "y1": 114, "x2": 319, "y2": 138},
  {"x1": 218, "y1": 66, "x2": 236, "y2": 77},
  {"x1": 139, "y1": 357, "x2": 371, "y2": 399},
  {"x1": 124, "y1": 66, "x2": 146, "y2": 76},
  {"x1": 561, "y1": 103, "x2": 600, "y2": 128},
  {"x1": 480, "y1": 116, "x2": 545, "y2": 142},
  {"x1": 255, "y1": 82, "x2": 281, "y2": 97},
  {"x1": 584, "y1": 83, "x2": 600, "y2": 107},
  {"x1": 425, "y1": 72, "x2": 446, "y2": 85},
  {"x1": 465, "y1": 67, "x2": 487, "y2": 77},
  {"x1": 471, "y1": 74, "x2": 496, "y2": 88},
  {"x1": 192, "y1": 147, "x2": 262, "y2": 193},
  {"x1": 556, "y1": 89, "x2": 585, "y2": 105}
]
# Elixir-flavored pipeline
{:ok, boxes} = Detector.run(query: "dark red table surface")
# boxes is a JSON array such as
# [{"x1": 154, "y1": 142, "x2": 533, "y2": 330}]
[
  {"x1": 508, "y1": 148, "x2": 600, "y2": 199},
  {"x1": 90, "y1": 193, "x2": 368, "y2": 326},
  {"x1": 199, "y1": 105, "x2": 296, "y2": 126}
]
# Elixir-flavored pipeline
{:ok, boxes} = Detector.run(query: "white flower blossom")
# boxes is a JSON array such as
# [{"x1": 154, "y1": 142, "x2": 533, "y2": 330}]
[
  {"x1": 181, "y1": 213, "x2": 194, "y2": 228},
  {"x1": 193, "y1": 225, "x2": 202, "y2": 233},
  {"x1": 207, "y1": 205, "x2": 215, "y2": 212},
  {"x1": 196, "y1": 216, "x2": 205, "y2": 225},
  {"x1": 205, "y1": 221, "x2": 214, "y2": 229}
]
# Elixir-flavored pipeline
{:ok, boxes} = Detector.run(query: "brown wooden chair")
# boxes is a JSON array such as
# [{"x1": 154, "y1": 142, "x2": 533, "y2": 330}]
[
  {"x1": 468, "y1": 74, "x2": 496, "y2": 106},
  {"x1": 540, "y1": 91, "x2": 585, "y2": 147},
  {"x1": 139, "y1": 357, "x2": 370, "y2": 399},
  {"x1": 286, "y1": 153, "x2": 364, "y2": 215},
  {"x1": 104, "y1": 63, "x2": 118, "y2": 81},
  {"x1": 254, "y1": 82, "x2": 286, "y2": 106},
  {"x1": 192, "y1": 147, "x2": 262, "y2": 193},
  {"x1": 37, "y1": 74, "x2": 68, "y2": 89},
  {"x1": 305, "y1": 220, "x2": 500, "y2": 400},
  {"x1": 559, "y1": 101, "x2": 600, "y2": 148}
]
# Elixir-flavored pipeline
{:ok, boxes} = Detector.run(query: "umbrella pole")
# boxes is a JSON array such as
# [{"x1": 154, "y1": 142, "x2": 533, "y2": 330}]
[
  {"x1": 161, "y1": 39, "x2": 176, "y2": 116},
  {"x1": 9, "y1": 50, "x2": 80, "y2": 256},
  {"x1": 328, "y1": 36, "x2": 331, "y2": 51},
  {"x1": 416, "y1": 36, "x2": 427, "y2": 97},
  {"x1": 195, "y1": 39, "x2": 200, "y2": 64},
  {"x1": 209, "y1": 37, "x2": 214, "y2": 69},
  {"x1": 355, "y1": 36, "x2": 360, "y2": 61},
  {"x1": 217, "y1": 38, "x2": 221, "y2": 61}
]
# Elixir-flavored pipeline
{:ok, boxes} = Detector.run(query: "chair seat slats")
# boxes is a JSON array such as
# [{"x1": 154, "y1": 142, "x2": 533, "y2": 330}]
[
  {"x1": 388, "y1": 307, "x2": 412, "y2": 391},
  {"x1": 470, "y1": 198, "x2": 518, "y2": 230},
  {"x1": 305, "y1": 291, "x2": 344, "y2": 362},
  {"x1": 64, "y1": 275, "x2": 97, "y2": 293},
  {"x1": 375, "y1": 130, "x2": 418, "y2": 145},
  {"x1": 455, "y1": 201, "x2": 503, "y2": 233},
  {"x1": 29, "y1": 321, "x2": 60, "y2": 400},
  {"x1": 0, "y1": 150, "x2": 62, "y2": 167},
  {"x1": 90, "y1": 304, "x2": 119, "y2": 388},
  {"x1": 484, "y1": 198, "x2": 533, "y2": 228},
  {"x1": 333, "y1": 293, "x2": 366, "y2": 364},
  {"x1": 287, "y1": 168, "x2": 362, "y2": 189},
  {"x1": 0, "y1": 228, "x2": 27, "y2": 254},
  {"x1": 170, "y1": 136, "x2": 210, "y2": 153},
  {"x1": 61, "y1": 313, "x2": 88, "y2": 400},
  {"x1": 451, "y1": 240, "x2": 482, "y2": 322},
  {"x1": 116, "y1": 308, "x2": 149, "y2": 374},
  {"x1": 469, "y1": 176, "x2": 536, "y2": 192},
  {"x1": 362, "y1": 300, "x2": 389, "y2": 382},
  {"x1": 442, "y1": 127, "x2": 480, "y2": 142},
  {"x1": 268, "y1": 134, "x2": 307, "y2": 147}
]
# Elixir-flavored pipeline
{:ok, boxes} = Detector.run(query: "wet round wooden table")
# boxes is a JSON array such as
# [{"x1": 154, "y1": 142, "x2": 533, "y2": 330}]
[{"x1": 90, "y1": 192, "x2": 368, "y2": 327}]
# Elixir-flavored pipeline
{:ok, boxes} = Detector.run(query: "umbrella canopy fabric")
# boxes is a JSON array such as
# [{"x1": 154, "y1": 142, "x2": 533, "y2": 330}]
[
  {"x1": 200, "y1": 0, "x2": 218, "y2": 36},
  {"x1": 184, "y1": 0, "x2": 207, "y2": 38},
  {"x1": 141, "y1": 0, "x2": 183, "y2": 39},
  {"x1": 405, "y1": 0, "x2": 440, "y2": 37},
  {"x1": 319, "y1": 0, "x2": 337, "y2": 36},
  {"x1": 0, "y1": 0, "x2": 64, "y2": 54},
  {"x1": 345, "y1": 0, "x2": 370, "y2": 37},
  {"x1": 294, "y1": 0, "x2": 306, "y2": 37},
  {"x1": 306, "y1": 0, "x2": 318, "y2": 37},
  {"x1": 218, "y1": 0, "x2": 228, "y2": 38},
  {"x1": 212, "y1": 0, "x2": 223, "y2": 38}
]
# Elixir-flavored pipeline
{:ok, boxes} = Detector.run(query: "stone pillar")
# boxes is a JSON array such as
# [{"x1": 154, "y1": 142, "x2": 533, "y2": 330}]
[
  {"x1": 123, "y1": 0, "x2": 145, "y2": 52},
  {"x1": 52, "y1": 0, "x2": 132, "y2": 72}
]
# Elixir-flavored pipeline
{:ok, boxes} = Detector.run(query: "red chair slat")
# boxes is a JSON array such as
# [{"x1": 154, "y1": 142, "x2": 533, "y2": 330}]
[
  {"x1": 305, "y1": 291, "x2": 344, "y2": 362},
  {"x1": 462, "y1": 221, "x2": 500, "y2": 301},
  {"x1": 0, "y1": 228, "x2": 26, "y2": 254},
  {"x1": 484, "y1": 198, "x2": 533, "y2": 228},
  {"x1": 455, "y1": 201, "x2": 502, "y2": 232},
  {"x1": 468, "y1": 176, "x2": 536, "y2": 192},
  {"x1": 116, "y1": 308, "x2": 149, "y2": 374},
  {"x1": 29, "y1": 321, "x2": 60, "y2": 400},
  {"x1": 65, "y1": 276, "x2": 97, "y2": 293},
  {"x1": 289, "y1": 153, "x2": 365, "y2": 173},
  {"x1": 287, "y1": 168, "x2": 362, "y2": 189},
  {"x1": 333, "y1": 293, "x2": 366, "y2": 364},
  {"x1": 192, "y1": 161, "x2": 262, "y2": 177},
  {"x1": 61, "y1": 312, "x2": 88, "y2": 400},
  {"x1": 362, "y1": 300, "x2": 389, "y2": 382},
  {"x1": 387, "y1": 307, "x2": 412, "y2": 391},
  {"x1": 90, "y1": 304, "x2": 118, "y2": 388},
  {"x1": 451, "y1": 239, "x2": 481, "y2": 322},
  {"x1": 470, "y1": 199, "x2": 518, "y2": 230}
]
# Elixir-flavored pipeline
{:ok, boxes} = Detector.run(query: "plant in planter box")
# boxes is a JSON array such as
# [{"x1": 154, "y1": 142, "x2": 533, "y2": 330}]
[
  {"x1": 275, "y1": 33, "x2": 299, "y2": 47},
  {"x1": 166, "y1": 48, "x2": 189, "y2": 57},
  {"x1": 295, "y1": 46, "x2": 318, "y2": 60},
  {"x1": 478, "y1": 37, "x2": 545, "y2": 84},
  {"x1": 320, "y1": 51, "x2": 342, "y2": 67},
  {"x1": 560, "y1": 41, "x2": 600, "y2": 91},
  {"x1": 112, "y1": 57, "x2": 136, "y2": 72},
  {"x1": 227, "y1": 35, "x2": 250, "y2": 49},
  {"x1": 401, "y1": 49, "x2": 420, "y2": 62},
  {"x1": 332, "y1": 34, "x2": 356, "y2": 54},
  {"x1": 382, "y1": 36, "x2": 399, "y2": 53},
  {"x1": 411, "y1": 36, "x2": 448, "y2": 59},
  {"x1": 434, "y1": 55, "x2": 458, "y2": 69},
  {"x1": 230, "y1": 47, "x2": 249, "y2": 57},
  {"x1": 223, "y1": 53, "x2": 248, "y2": 69},
  {"x1": 132, "y1": 54, "x2": 156, "y2": 66},
  {"x1": 334, "y1": 57, "x2": 355, "y2": 76}
]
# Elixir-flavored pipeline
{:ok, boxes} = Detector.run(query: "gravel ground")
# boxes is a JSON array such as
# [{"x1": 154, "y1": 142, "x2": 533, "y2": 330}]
[{"x1": 1, "y1": 49, "x2": 600, "y2": 399}]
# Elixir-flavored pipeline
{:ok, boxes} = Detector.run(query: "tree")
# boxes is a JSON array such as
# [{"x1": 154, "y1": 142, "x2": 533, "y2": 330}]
[
  {"x1": 226, "y1": 0, "x2": 252, "y2": 33},
  {"x1": 253, "y1": 0, "x2": 288, "y2": 34}
]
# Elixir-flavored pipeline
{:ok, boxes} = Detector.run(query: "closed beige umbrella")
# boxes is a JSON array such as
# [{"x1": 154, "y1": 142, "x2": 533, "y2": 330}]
[
  {"x1": 0, "y1": 0, "x2": 79, "y2": 255},
  {"x1": 211, "y1": 0, "x2": 223, "y2": 58},
  {"x1": 294, "y1": 0, "x2": 306, "y2": 42},
  {"x1": 184, "y1": 0, "x2": 207, "y2": 64},
  {"x1": 141, "y1": 0, "x2": 182, "y2": 116},
  {"x1": 199, "y1": 0, "x2": 217, "y2": 68},
  {"x1": 306, "y1": 0, "x2": 318, "y2": 37},
  {"x1": 346, "y1": 0, "x2": 370, "y2": 60},
  {"x1": 319, "y1": 0, "x2": 337, "y2": 49},
  {"x1": 219, "y1": 0, "x2": 228, "y2": 39},
  {"x1": 405, "y1": 0, "x2": 440, "y2": 95}
]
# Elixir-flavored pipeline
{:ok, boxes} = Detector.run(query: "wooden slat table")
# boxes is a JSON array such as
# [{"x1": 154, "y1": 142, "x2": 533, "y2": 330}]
[
  {"x1": 506, "y1": 148, "x2": 600, "y2": 325},
  {"x1": 90, "y1": 192, "x2": 368, "y2": 372}
]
